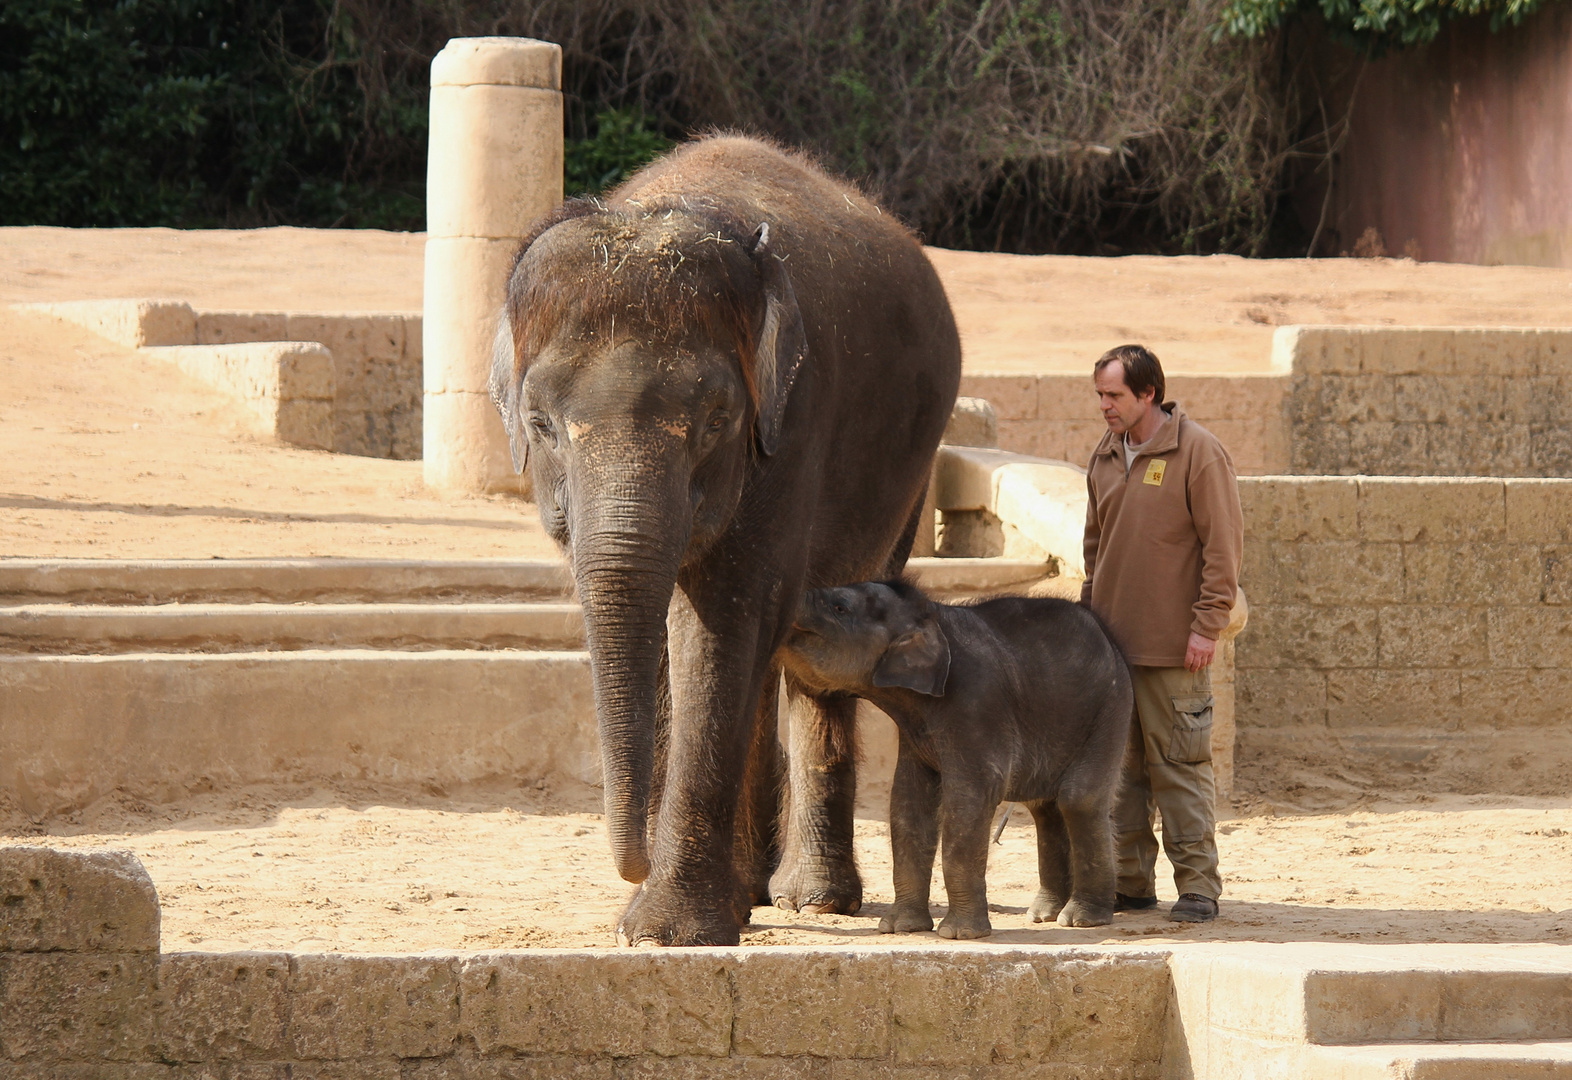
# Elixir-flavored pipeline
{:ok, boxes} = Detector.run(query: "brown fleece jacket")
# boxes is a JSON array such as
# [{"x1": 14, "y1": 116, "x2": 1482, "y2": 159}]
[{"x1": 1080, "y1": 401, "x2": 1243, "y2": 668}]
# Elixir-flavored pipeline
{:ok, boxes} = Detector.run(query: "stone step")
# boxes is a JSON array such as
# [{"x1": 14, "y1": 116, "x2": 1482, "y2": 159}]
[
  {"x1": 0, "y1": 601, "x2": 585, "y2": 654},
  {"x1": 1305, "y1": 1040, "x2": 1572, "y2": 1079},
  {"x1": 0, "y1": 558, "x2": 574, "y2": 605},
  {"x1": 1174, "y1": 944, "x2": 1572, "y2": 1077},
  {"x1": 2, "y1": 649, "x2": 597, "y2": 817},
  {"x1": 0, "y1": 556, "x2": 1049, "y2": 607},
  {"x1": 1301, "y1": 963, "x2": 1572, "y2": 1046},
  {"x1": 0, "y1": 555, "x2": 1052, "y2": 813}
]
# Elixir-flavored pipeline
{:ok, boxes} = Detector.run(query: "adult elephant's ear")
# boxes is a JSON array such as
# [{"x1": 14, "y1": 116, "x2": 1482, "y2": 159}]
[
  {"x1": 746, "y1": 222, "x2": 807, "y2": 456},
  {"x1": 490, "y1": 197, "x2": 606, "y2": 474},
  {"x1": 489, "y1": 310, "x2": 528, "y2": 474}
]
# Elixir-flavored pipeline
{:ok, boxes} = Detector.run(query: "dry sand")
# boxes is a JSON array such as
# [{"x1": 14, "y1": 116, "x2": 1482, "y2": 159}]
[
  {"x1": 5, "y1": 226, "x2": 1571, "y2": 374},
  {"x1": 0, "y1": 303, "x2": 557, "y2": 559},
  {"x1": 4, "y1": 784, "x2": 1567, "y2": 952},
  {"x1": 4, "y1": 226, "x2": 1572, "y2": 952}
]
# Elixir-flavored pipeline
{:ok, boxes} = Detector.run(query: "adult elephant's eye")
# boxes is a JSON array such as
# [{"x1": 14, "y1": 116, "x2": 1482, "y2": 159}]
[
  {"x1": 528, "y1": 412, "x2": 558, "y2": 446},
  {"x1": 705, "y1": 411, "x2": 729, "y2": 436}
]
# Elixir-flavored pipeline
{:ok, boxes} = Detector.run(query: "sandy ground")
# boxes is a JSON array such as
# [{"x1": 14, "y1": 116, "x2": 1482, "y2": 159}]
[
  {"x1": 4, "y1": 226, "x2": 1572, "y2": 953},
  {"x1": 4, "y1": 226, "x2": 1571, "y2": 374},
  {"x1": 0, "y1": 304, "x2": 557, "y2": 559},
  {"x1": 3, "y1": 784, "x2": 1568, "y2": 952}
]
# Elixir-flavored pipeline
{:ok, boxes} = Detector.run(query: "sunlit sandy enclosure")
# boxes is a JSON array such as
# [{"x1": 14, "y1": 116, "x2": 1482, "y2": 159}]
[
  {"x1": 8, "y1": 0, "x2": 1572, "y2": 1070},
  {"x1": 4, "y1": 222, "x2": 1571, "y2": 939},
  {"x1": 6, "y1": 163, "x2": 1572, "y2": 1080}
]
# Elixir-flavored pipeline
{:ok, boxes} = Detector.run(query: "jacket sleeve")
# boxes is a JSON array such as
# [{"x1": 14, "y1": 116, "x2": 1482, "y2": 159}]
[
  {"x1": 1080, "y1": 467, "x2": 1100, "y2": 605},
  {"x1": 1188, "y1": 448, "x2": 1243, "y2": 640}
]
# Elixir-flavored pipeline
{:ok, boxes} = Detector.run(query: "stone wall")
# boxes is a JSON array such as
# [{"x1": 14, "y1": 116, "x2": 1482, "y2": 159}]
[
  {"x1": 9, "y1": 848, "x2": 1569, "y2": 1079},
  {"x1": 17, "y1": 300, "x2": 422, "y2": 459},
  {"x1": 141, "y1": 341, "x2": 336, "y2": 451},
  {"x1": 196, "y1": 309, "x2": 422, "y2": 460},
  {"x1": 1298, "y1": 4, "x2": 1572, "y2": 268},
  {"x1": 960, "y1": 372, "x2": 1291, "y2": 476},
  {"x1": 1284, "y1": 326, "x2": 1572, "y2": 477},
  {"x1": 0, "y1": 847, "x2": 1173, "y2": 1079},
  {"x1": 1234, "y1": 475, "x2": 1572, "y2": 790},
  {"x1": 971, "y1": 327, "x2": 1572, "y2": 480}
]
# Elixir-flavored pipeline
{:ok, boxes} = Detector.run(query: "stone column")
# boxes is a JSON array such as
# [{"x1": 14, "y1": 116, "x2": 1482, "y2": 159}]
[{"x1": 423, "y1": 37, "x2": 563, "y2": 494}]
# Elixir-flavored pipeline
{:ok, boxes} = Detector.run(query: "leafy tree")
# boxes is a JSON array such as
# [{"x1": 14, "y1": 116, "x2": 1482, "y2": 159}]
[
  {"x1": 564, "y1": 107, "x2": 672, "y2": 195},
  {"x1": 0, "y1": 0, "x2": 422, "y2": 227},
  {"x1": 1218, "y1": 0, "x2": 1561, "y2": 51}
]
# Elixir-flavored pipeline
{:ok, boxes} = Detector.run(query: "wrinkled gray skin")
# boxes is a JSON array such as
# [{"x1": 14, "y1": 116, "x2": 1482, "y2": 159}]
[
  {"x1": 780, "y1": 581, "x2": 1133, "y2": 938},
  {"x1": 490, "y1": 136, "x2": 961, "y2": 946}
]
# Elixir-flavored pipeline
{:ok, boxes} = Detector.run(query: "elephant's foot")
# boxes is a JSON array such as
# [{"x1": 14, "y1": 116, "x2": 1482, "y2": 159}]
[
  {"x1": 616, "y1": 879, "x2": 742, "y2": 947},
  {"x1": 769, "y1": 856, "x2": 862, "y2": 915},
  {"x1": 878, "y1": 905, "x2": 935, "y2": 934},
  {"x1": 738, "y1": 858, "x2": 776, "y2": 909},
  {"x1": 1028, "y1": 889, "x2": 1067, "y2": 923},
  {"x1": 1056, "y1": 896, "x2": 1114, "y2": 928},
  {"x1": 936, "y1": 909, "x2": 992, "y2": 940}
]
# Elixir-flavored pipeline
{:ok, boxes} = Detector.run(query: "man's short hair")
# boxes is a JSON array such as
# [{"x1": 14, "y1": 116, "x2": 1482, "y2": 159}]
[{"x1": 1094, "y1": 344, "x2": 1165, "y2": 405}]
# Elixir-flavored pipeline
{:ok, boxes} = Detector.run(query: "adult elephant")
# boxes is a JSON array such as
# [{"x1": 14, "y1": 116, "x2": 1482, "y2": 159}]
[{"x1": 491, "y1": 135, "x2": 961, "y2": 945}]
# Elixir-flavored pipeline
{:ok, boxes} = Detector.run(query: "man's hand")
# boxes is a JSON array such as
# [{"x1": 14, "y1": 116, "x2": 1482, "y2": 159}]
[{"x1": 1184, "y1": 632, "x2": 1216, "y2": 672}]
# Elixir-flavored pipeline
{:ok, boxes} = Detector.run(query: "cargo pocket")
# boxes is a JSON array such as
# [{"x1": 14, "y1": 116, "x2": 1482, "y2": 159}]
[{"x1": 1165, "y1": 693, "x2": 1214, "y2": 764}]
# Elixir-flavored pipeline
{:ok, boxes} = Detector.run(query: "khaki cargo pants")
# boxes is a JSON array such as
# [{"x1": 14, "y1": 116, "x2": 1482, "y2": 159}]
[{"x1": 1114, "y1": 665, "x2": 1222, "y2": 900}]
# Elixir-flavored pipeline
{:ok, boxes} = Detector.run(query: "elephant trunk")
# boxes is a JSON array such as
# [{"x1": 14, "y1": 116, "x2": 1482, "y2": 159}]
[{"x1": 571, "y1": 474, "x2": 687, "y2": 885}]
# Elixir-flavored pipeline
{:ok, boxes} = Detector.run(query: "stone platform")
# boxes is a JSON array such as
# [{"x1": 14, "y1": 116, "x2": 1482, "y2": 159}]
[
  {"x1": 0, "y1": 556, "x2": 1053, "y2": 818},
  {"x1": 3, "y1": 847, "x2": 1569, "y2": 1079}
]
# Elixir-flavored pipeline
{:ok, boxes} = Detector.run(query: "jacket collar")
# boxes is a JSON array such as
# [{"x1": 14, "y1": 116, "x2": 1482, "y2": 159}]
[{"x1": 1093, "y1": 400, "x2": 1187, "y2": 459}]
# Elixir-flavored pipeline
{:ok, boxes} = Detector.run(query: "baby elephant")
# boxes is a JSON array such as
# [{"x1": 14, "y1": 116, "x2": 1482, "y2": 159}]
[{"x1": 779, "y1": 580, "x2": 1133, "y2": 938}]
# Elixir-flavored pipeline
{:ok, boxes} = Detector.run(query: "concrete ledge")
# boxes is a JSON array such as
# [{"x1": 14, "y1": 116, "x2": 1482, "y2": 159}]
[
  {"x1": 5, "y1": 853, "x2": 1570, "y2": 1080},
  {"x1": 13, "y1": 300, "x2": 423, "y2": 459},
  {"x1": 0, "y1": 847, "x2": 159, "y2": 953},
  {"x1": 932, "y1": 445, "x2": 1087, "y2": 567},
  {"x1": 16, "y1": 299, "x2": 196, "y2": 348},
  {"x1": 907, "y1": 556, "x2": 1051, "y2": 598},
  {"x1": 1167, "y1": 943, "x2": 1572, "y2": 1079},
  {"x1": 0, "y1": 843, "x2": 1176, "y2": 1075},
  {"x1": 0, "y1": 601, "x2": 586, "y2": 654},
  {"x1": 0, "y1": 558, "x2": 1039, "y2": 606},
  {"x1": 0, "y1": 650, "x2": 598, "y2": 816},
  {"x1": 141, "y1": 342, "x2": 334, "y2": 450}
]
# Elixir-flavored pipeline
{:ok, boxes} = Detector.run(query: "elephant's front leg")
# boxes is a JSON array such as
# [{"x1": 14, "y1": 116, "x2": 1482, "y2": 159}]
[
  {"x1": 769, "y1": 679, "x2": 862, "y2": 915},
  {"x1": 615, "y1": 589, "x2": 771, "y2": 947},
  {"x1": 735, "y1": 670, "x2": 786, "y2": 908},
  {"x1": 936, "y1": 786, "x2": 997, "y2": 940}
]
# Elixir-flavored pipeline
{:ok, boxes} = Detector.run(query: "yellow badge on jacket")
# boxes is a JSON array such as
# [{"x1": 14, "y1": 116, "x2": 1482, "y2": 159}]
[{"x1": 1143, "y1": 458, "x2": 1166, "y2": 486}]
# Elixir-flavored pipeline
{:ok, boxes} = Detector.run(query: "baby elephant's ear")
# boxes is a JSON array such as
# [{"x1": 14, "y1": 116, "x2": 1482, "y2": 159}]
[{"x1": 873, "y1": 617, "x2": 951, "y2": 697}]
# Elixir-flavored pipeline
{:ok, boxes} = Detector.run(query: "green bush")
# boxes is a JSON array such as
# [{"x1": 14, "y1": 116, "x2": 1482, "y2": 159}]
[
  {"x1": 0, "y1": 0, "x2": 423, "y2": 227},
  {"x1": 3, "y1": 0, "x2": 1329, "y2": 253},
  {"x1": 396, "y1": 0, "x2": 1301, "y2": 254},
  {"x1": 1218, "y1": 0, "x2": 1560, "y2": 51},
  {"x1": 564, "y1": 107, "x2": 673, "y2": 195}
]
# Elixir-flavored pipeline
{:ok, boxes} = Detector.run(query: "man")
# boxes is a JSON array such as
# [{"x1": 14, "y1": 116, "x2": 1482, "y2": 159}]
[{"x1": 1081, "y1": 344, "x2": 1242, "y2": 923}]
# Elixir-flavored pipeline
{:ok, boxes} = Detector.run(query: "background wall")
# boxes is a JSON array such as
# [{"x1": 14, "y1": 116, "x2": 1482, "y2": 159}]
[
  {"x1": 976, "y1": 328, "x2": 1572, "y2": 479},
  {"x1": 1285, "y1": 326, "x2": 1572, "y2": 476},
  {"x1": 1234, "y1": 475, "x2": 1572, "y2": 793},
  {"x1": 1307, "y1": 5, "x2": 1572, "y2": 267}
]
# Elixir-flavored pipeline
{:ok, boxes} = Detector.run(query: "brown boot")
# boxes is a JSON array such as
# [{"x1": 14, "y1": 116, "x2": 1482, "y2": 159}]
[{"x1": 1168, "y1": 893, "x2": 1218, "y2": 923}]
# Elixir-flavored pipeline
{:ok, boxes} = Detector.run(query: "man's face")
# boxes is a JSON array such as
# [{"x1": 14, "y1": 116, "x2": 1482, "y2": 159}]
[{"x1": 1094, "y1": 363, "x2": 1155, "y2": 436}]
